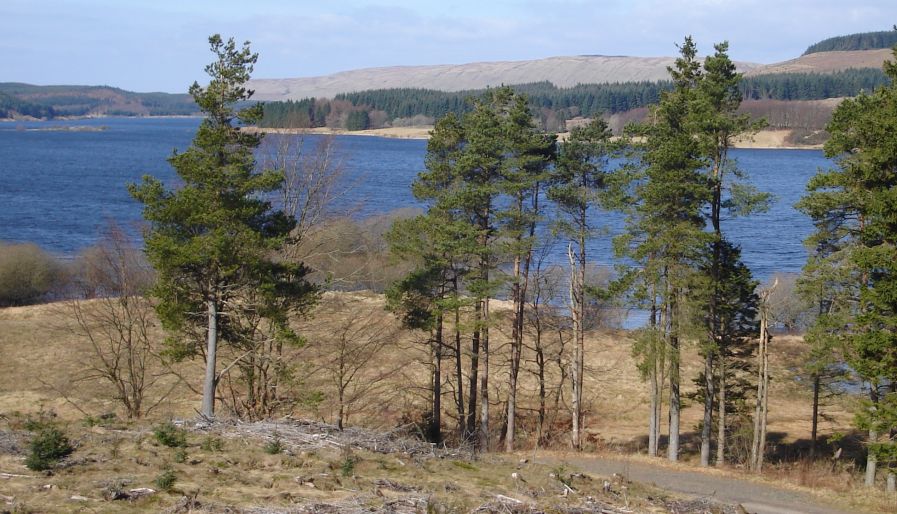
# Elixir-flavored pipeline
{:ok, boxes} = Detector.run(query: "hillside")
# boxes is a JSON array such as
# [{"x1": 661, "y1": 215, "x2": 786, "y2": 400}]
[
  {"x1": 747, "y1": 48, "x2": 894, "y2": 76},
  {"x1": 0, "y1": 83, "x2": 196, "y2": 119},
  {"x1": 248, "y1": 55, "x2": 763, "y2": 101},
  {"x1": 248, "y1": 46, "x2": 894, "y2": 104}
]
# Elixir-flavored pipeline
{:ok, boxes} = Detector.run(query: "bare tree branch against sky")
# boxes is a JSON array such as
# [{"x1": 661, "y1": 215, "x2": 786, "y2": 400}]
[{"x1": 3, "y1": 0, "x2": 897, "y2": 92}]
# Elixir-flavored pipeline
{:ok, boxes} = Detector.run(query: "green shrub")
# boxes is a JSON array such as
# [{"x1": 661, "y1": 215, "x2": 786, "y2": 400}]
[
  {"x1": 340, "y1": 456, "x2": 356, "y2": 477},
  {"x1": 25, "y1": 427, "x2": 74, "y2": 471},
  {"x1": 200, "y1": 436, "x2": 224, "y2": 452},
  {"x1": 153, "y1": 422, "x2": 187, "y2": 448},
  {"x1": 154, "y1": 469, "x2": 177, "y2": 491},
  {"x1": 173, "y1": 449, "x2": 187, "y2": 463},
  {"x1": 263, "y1": 435, "x2": 284, "y2": 455},
  {"x1": 340, "y1": 447, "x2": 357, "y2": 477}
]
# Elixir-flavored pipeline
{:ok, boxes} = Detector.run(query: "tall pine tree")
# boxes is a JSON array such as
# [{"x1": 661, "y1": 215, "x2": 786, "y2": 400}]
[
  {"x1": 799, "y1": 46, "x2": 897, "y2": 488},
  {"x1": 130, "y1": 35, "x2": 313, "y2": 418}
]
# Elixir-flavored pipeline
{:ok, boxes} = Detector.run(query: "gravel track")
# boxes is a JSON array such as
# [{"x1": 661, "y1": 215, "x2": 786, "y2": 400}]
[{"x1": 537, "y1": 454, "x2": 863, "y2": 514}]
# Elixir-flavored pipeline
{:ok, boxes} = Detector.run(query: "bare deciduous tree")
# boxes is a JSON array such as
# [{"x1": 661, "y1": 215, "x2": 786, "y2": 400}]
[
  {"x1": 302, "y1": 297, "x2": 403, "y2": 429},
  {"x1": 750, "y1": 278, "x2": 777, "y2": 472},
  {"x1": 67, "y1": 225, "x2": 171, "y2": 419}
]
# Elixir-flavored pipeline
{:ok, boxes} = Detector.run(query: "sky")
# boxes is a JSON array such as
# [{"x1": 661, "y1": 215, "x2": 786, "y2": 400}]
[{"x1": 3, "y1": 0, "x2": 897, "y2": 93}]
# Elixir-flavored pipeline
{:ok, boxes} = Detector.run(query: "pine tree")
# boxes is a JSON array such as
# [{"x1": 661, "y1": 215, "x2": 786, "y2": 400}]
[
  {"x1": 129, "y1": 35, "x2": 313, "y2": 419},
  {"x1": 499, "y1": 93, "x2": 555, "y2": 452},
  {"x1": 615, "y1": 37, "x2": 711, "y2": 462},
  {"x1": 797, "y1": 46, "x2": 897, "y2": 489},
  {"x1": 691, "y1": 41, "x2": 768, "y2": 467},
  {"x1": 549, "y1": 118, "x2": 615, "y2": 449}
]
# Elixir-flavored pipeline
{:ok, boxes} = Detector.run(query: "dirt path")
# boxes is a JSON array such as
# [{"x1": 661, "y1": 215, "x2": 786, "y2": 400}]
[{"x1": 536, "y1": 454, "x2": 861, "y2": 514}]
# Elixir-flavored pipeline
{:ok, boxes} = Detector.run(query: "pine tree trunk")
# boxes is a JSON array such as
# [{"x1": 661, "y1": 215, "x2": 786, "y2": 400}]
[
  {"x1": 668, "y1": 289, "x2": 680, "y2": 462},
  {"x1": 431, "y1": 314, "x2": 443, "y2": 444},
  {"x1": 648, "y1": 372, "x2": 658, "y2": 457},
  {"x1": 648, "y1": 283, "x2": 661, "y2": 457},
  {"x1": 716, "y1": 358, "x2": 727, "y2": 467},
  {"x1": 887, "y1": 472, "x2": 895, "y2": 494},
  {"x1": 455, "y1": 306, "x2": 465, "y2": 440},
  {"x1": 479, "y1": 300, "x2": 490, "y2": 451},
  {"x1": 505, "y1": 252, "x2": 523, "y2": 452},
  {"x1": 568, "y1": 243, "x2": 583, "y2": 450},
  {"x1": 865, "y1": 387, "x2": 879, "y2": 487},
  {"x1": 701, "y1": 352, "x2": 714, "y2": 466},
  {"x1": 467, "y1": 321, "x2": 479, "y2": 442},
  {"x1": 866, "y1": 427, "x2": 878, "y2": 487},
  {"x1": 536, "y1": 328, "x2": 546, "y2": 446},
  {"x1": 810, "y1": 373, "x2": 820, "y2": 459},
  {"x1": 505, "y1": 324, "x2": 519, "y2": 451},
  {"x1": 201, "y1": 298, "x2": 218, "y2": 419}
]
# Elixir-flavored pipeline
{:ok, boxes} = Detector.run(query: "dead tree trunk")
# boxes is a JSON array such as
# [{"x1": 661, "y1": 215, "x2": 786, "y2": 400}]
[{"x1": 750, "y1": 281, "x2": 774, "y2": 472}]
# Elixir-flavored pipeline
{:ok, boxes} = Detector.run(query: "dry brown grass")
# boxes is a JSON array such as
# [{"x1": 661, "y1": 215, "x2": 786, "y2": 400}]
[
  {"x1": 0, "y1": 293, "x2": 870, "y2": 511},
  {"x1": 0, "y1": 295, "x2": 854, "y2": 447}
]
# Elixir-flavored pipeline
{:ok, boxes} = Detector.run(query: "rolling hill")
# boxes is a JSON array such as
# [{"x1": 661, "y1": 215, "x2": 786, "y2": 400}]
[
  {"x1": 248, "y1": 55, "x2": 763, "y2": 102},
  {"x1": 0, "y1": 83, "x2": 196, "y2": 119},
  {"x1": 746, "y1": 48, "x2": 894, "y2": 76},
  {"x1": 2, "y1": 30, "x2": 894, "y2": 123},
  {"x1": 248, "y1": 44, "x2": 895, "y2": 103}
]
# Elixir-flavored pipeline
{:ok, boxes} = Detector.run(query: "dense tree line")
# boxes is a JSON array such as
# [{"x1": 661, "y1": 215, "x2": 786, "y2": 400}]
[
  {"x1": 261, "y1": 69, "x2": 889, "y2": 130},
  {"x1": 260, "y1": 98, "x2": 329, "y2": 128},
  {"x1": 804, "y1": 29, "x2": 897, "y2": 54},
  {"x1": 0, "y1": 91, "x2": 55, "y2": 119},
  {"x1": 740, "y1": 69, "x2": 888, "y2": 101}
]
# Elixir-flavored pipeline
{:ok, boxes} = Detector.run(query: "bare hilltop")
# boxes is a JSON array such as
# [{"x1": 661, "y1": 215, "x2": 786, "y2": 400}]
[{"x1": 249, "y1": 48, "x2": 893, "y2": 102}]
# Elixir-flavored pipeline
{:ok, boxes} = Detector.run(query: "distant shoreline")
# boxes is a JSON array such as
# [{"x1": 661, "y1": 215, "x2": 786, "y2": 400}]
[
  {"x1": 0, "y1": 117, "x2": 822, "y2": 150},
  {"x1": 246, "y1": 126, "x2": 824, "y2": 150},
  {"x1": 0, "y1": 114, "x2": 202, "y2": 123}
]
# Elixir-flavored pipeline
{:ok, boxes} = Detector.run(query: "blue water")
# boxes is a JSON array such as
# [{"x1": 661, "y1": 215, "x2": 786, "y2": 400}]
[{"x1": 0, "y1": 118, "x2": 827, "y2": 283}]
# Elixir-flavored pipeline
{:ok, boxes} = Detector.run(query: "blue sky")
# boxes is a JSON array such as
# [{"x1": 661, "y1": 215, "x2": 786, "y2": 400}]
[{"x1": 3, "y1": 0, "x2": 897, "y2": 93}]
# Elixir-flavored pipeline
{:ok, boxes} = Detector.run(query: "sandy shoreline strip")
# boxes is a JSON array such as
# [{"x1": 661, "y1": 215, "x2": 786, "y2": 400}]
[{"x1": 246, "y1": 126, "x2": 823, "y2": 150}]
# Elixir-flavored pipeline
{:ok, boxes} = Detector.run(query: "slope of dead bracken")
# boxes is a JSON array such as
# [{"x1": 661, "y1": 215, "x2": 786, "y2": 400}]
[{"x1": 746, "y1": 48, "x2": 894, "y2": 76}]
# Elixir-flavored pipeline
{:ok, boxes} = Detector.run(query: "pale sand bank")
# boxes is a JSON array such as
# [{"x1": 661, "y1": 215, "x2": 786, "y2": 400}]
[
  {"x1": 247, "y1": 126, "x2": 823, "y2": 150},
  {"x1": 245, "y1": 126, "x2": 432, "y2": 139}
]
